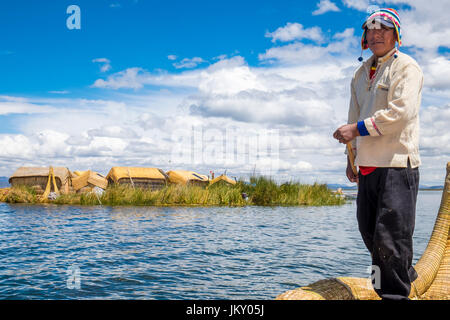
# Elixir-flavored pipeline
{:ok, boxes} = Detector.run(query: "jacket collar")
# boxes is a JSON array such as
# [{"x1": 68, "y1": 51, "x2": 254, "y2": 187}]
[{"x1": 364, "y1": 47, "x2": 398, "y2": 71}]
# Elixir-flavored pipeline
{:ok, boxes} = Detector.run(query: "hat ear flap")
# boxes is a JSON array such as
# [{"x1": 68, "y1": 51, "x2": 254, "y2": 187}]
[
  {"x1": 361, "y1": 29, "x2": 369, "y2": 50},
  {"x1": 394, "y1": 25, "x2": 402, "y2": 47}
]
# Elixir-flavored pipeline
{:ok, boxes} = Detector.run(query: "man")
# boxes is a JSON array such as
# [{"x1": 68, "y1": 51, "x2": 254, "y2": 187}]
[{"x1": 333, "y1": 8, "x2": 423, "y2": 300}]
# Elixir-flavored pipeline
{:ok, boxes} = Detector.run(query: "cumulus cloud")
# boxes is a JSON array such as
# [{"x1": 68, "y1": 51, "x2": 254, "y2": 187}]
[
  {"x1": 265, "y1": 23, "x2": 324, "y2": 43},
  {"x1": 0, "y1": 53, "x2": 353, "y2": 182},
  {"x1": 396, "y1": 0, "x2": 450, "y2": 52},
  {"x1": 420, "y1": 105, "x2": 450, "y2": 152},
  {"x1": 91, "y1": 67, "x2": 204, "y2": 90},
  {"x1": 173, "y1": 57, "x2": 207, "y2": 69},
  {"x1": 92, "y1": 58, "x2": 112, "y2": 73},
  {"x1": 48, "y1": 90, "x2": 70, "y2": 94},
  {"x1": 87, "y1": 126, "x2": 140, "y2": 139},
  {"x1": 420, "y1": 55, "x2": 450, "y2": 90},
  {"x1": 259, "y1": 28, "x2": 358, "y2": 65},
  {"x1": 0, "y1": 96, "x2": 57, "y2": 115},
  {"x1": 312, "y1": 0, "x2": 341, "y2": 15},
  {"x1": 417, "y1": 103, "x2": 450, "y2": 184},
  {"x1": 189, "y1": 88, "x2": 336, "y2": 126},
  {"x1": 91, "y1": 67, "x2": 148, "y2": 89},
  {"x1": 1, "y1": 93, "x2": 447, "y2": 184},
  {"x1": 0, "y1": 92, "x2": 325, "y2": 180},
  {"x1": 342, "y1": 0, "x2": 370, "y2": 11},
  {"x1": 341, "y1": 0, "x2": 450, "y2": 53},
  {"x1": 0, "y1": 29, "x2": 360, "y2": 182},
  {"x1": 2, "y1": 6, "x2": 449, "y2": 185}
]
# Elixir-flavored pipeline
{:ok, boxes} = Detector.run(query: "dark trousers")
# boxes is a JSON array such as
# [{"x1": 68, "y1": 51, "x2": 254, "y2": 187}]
[{"x1": 356, "y1": 161, "x2": 419, "y2": 300}]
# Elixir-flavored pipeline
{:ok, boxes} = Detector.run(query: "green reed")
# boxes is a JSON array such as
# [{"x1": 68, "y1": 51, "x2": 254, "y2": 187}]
[{"x1": 2, "y1": 177, "x2": 345, "y2": 207}]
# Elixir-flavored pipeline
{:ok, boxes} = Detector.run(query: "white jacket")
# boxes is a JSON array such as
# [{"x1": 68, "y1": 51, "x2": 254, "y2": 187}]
[{"x1": 347, "y1": 47, "x2": 423, "y2": 168}]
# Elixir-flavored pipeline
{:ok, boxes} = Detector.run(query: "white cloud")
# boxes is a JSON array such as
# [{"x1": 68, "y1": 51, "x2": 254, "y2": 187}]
[
  {"x1": 420, "y1": 55, "x2": 450, "y2": 90},
  {"x1": 0, "y1": 135, "x2": 34, "y2": 159},
  {"x1": 167, "y1": 55, "x2": 177, "y2": 60},
  {"x1": 0, "y1": 96, "x2": 56, "y2": 115},
  {"x1": 0, "y1": 39, "x2": 356, "y2": 182},
  {"x1": 213, "y1": 54, "x2": 228, "y2": 61},
  {"x1": 1, "y1": 91, "x2": 447, "y2": 185},
  {"x1": 0, "y1": 49, "x2": 352, "y2": 182},
  {"x1": 190, "y1": 93, "x2": 333, "y2": 126},
  {"x1": 93, "y1": 58, "x2": 110, "y2": 63},
  {"x1": 394, "y1": 0, "x2": 450, "y2": 51},
  {"x1": 92, "y1": 67, "x2": 148, "y2": 89},
  {"x1": 48, "y1": 90, "x2": 70, "y2": 94},
  {"x1": 259, "y1": 28, "x2": 358, "y2": 65},
  {"x1": 342, "y1": 0, "x2": 370, "y2": 11},
  {"x1": 295, "y1": 161, "x2": 315, "y2": 171},
  {"x1": 418, "y1": 103, "x2": 450, "y2": 184},
  {"x1": 91, "y1": 56, "x2": 250, "y2": 92},
  {"x1": 88, "y1": 126, "x2": 140, "y2": 139},
  {"x1": 420, "y1": 105, "x2": 450, "y2": 152},
  {"x1": 312, "y1": 0, "x2": 341, "y2": 15},
  {"x1": 91, "y1": 66, "x2": 205, "y2": 90},
  {"x1": 173, "y1": 57, "x2": 207, "y2": 69},
  {"x1": 265, "y1": 23, "x2": 324, "y2": 43},
  {"x1": 92, "y1": 58, "x2": 112, "y2": 73},
  {"x1": 340, "y1": 0, "x2": 450, "y2": 52},
  {"x1": 2, "y1": 10, "x2": 449, "y2": 186}
]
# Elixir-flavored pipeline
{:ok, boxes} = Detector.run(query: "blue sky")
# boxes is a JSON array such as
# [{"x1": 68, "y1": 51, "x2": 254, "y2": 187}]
[
  {"x1": 0, "y1": 0, "x2": 449, "y2": 185},
  {"x1": 0, "y1": 0, "x2": 370, "y2": 95}
]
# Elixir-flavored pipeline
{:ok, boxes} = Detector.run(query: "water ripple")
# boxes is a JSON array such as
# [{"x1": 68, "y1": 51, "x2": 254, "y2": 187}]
[{"x1": 0, "y1": 191, "x2": 441, "y2": 299}]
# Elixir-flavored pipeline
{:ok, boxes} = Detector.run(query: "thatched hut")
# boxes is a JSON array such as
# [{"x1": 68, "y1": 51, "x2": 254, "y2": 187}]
[
  {"x1": 0, "y1": 188, "x2": 9, "y2": 202},
  {"x1": 106, "y1": 167, "x2": 168, "y2": 190},
  {"x1": 276, "y1": 162, "x2": 450, "y2": 300},
  {"x1": 72, "y1": 170, "x2": 108, "y2": 193},
  {"x1": 9, "y1": 167, "x2": 72, "y2": 195},
  {"x1": 209, "y1": 174, "x2": 236, "y2": 187},
  {"x1": 166, "y1": 170, "x2": 209, "y2": 187}
]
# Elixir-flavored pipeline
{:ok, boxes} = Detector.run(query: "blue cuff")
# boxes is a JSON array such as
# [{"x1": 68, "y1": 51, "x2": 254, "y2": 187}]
[{"x1": 357, "y1": 120, "x2": 370, "y2": 136}]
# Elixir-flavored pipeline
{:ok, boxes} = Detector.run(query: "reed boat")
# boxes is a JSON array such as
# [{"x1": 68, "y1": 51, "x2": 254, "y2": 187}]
[{"x1": 276, "y1": 162, "x2": 450, "y2": 300}]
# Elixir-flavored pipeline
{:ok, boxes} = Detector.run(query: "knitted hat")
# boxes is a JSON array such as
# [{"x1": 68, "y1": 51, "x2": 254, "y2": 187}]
[
  {"x1": 365, "y1": 17, "x2": 394, "y2": 29},
  {"x1": 361, "y1": 8, "x2": 402, "y2": 50}
]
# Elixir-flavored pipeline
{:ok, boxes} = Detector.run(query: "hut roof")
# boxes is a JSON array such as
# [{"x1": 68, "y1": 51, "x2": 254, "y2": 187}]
[
  {"x1": 209, "y1": 174, "x2": 236, "y2": 186},
  {"x1": 72, "y1": 170, "x2": 108, "y2": 190},
  {"x1": 166, "y1": 170, "x2": 209, "y2": 185},
  {"x1": 106, "y1": 167, "x2": 167, "y2": 183},
  {"x1": 73, "y1": 170, "x2": 105, "y2": 177},
  {"x1": 9, "y1": 167, "x2": 72, "y2": 184}
]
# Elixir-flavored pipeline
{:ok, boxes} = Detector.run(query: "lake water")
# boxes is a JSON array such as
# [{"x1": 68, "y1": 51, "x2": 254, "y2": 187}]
[{"x1": 0, "y1": 190, "x2": 443, "y2": 299}]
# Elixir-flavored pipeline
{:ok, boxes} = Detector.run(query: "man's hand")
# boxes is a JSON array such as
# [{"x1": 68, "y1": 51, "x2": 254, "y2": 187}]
[
  {"x1": 333, "y1": 123, "x2": 359, "y2": 144},
  {"x1": 346, "y1": 157, "x2": 358, "y2": 183}
]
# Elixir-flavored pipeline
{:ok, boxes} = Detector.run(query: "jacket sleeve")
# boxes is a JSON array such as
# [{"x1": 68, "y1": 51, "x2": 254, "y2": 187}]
[
  {"x1": 345, "y1": 76, "x2": 359, "y2": 155},
  {"x1": 363, "y1": 64, "x2": 423, "y2": 136}
]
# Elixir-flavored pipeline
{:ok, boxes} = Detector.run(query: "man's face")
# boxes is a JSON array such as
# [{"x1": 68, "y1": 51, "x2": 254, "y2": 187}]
[{"x1": 366, "y1": 24, "x2": 396, "y2": 57}]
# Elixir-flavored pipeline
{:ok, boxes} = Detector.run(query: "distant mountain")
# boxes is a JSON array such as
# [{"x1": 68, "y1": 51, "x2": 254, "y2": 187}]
[
  {"x1": 327, "y1": 183, "x2": 443, "y2": 191},
  {"x1": 0, "y1": 176, "x2": 9, "y2": 188},
  {"x1": 419, "y1": 185, "x2": 444, "y2": 190},
  {"x1": 326, "y1": 184, "x2": 357, "y2": 190}
]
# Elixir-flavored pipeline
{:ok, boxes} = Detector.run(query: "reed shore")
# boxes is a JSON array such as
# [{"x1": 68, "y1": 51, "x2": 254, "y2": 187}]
[{"x1": 0, "y1": 176, "x2": 346, "y2": 207}]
